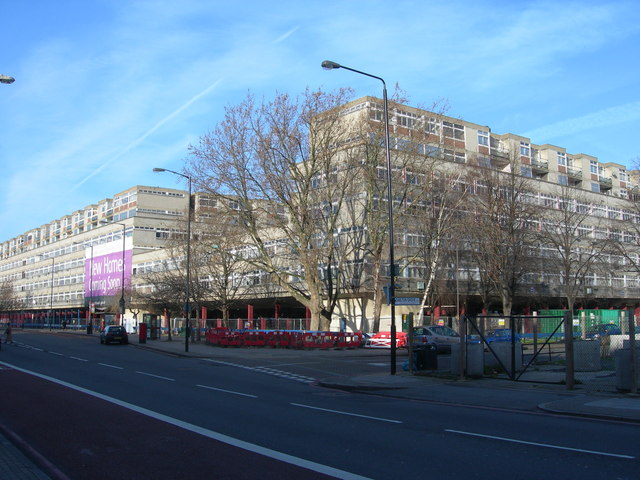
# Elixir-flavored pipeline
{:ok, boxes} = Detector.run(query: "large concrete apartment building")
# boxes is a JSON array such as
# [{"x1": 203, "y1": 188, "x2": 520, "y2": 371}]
[{"x1": 1, "y1": 96, "x2": 638, "y2": 331}]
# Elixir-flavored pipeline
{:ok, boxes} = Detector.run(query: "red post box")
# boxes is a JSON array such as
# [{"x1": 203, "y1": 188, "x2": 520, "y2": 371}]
[{"x1": 139, "y1": 323, "x2": 147, "y2": 344}]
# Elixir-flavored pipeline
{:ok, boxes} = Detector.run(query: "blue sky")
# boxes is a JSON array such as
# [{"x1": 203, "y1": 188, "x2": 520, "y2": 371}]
[{"x1": 1, "y1": 0, "x2": 639, "y2": 241}]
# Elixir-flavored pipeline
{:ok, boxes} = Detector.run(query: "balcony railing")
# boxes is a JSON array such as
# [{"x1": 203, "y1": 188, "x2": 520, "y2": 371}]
[
  {"x1": 530, "y1": 158, "x2": 549, "y2": 170},
  {"x1": 599, "y1": 176, "x2": 613, "y2": 185},
  {"x1": 567, "y1": 166, "x2": 583, "y2": 178}
]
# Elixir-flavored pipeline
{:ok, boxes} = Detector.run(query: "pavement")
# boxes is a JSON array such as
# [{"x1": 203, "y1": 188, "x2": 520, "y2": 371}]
[{"x1": 2, "y1": 330, "x2": 639, "y2": 479}]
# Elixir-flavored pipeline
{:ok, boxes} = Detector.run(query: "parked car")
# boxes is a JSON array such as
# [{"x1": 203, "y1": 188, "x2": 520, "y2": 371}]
[
  {"x1": 408, "y1": 325, "x2": 460, "y2": 353},
  {"x1": 366, "y1": 331, "x2": 408, "y2": 348},
  {"x1": 586, "y1": 323, "x2": 621, "y2": 340},
  {"x1": 485, "y1": 328, "x2": 520, "y2": 343},
  {"x1": 100, "y1": 325, "x2": 129, "y2": 345}
]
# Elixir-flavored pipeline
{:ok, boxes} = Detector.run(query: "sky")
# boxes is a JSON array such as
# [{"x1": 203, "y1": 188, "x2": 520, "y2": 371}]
[{"x1": 1, "y1": 0, "x2": 639, "y2": 241}]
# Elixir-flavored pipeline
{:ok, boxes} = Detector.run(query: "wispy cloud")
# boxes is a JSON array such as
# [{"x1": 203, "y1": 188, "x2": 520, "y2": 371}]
[
  {"x1": 273, "y1": 26, "x2": 299, "y2": 44},
  {"x1": 73, "y1": 78, "x2": 223, "y2": 188},
  {"x1": 522, "y1": 101, "x2": 640, "y2": 142}
]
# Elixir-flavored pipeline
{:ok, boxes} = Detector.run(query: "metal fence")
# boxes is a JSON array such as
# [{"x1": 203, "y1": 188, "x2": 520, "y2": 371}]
[
  {"x1": 464, "y1": 312, "x2": 638, "y2": 393},
  {"x1": 203, "y1": 317, "x2": 311, "y2": 331}
]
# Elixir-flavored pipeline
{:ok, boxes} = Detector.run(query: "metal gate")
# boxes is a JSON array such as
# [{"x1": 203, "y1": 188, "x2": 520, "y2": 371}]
[{"x1": 467, "y1": 314, "x2": 566, "y2": 382}]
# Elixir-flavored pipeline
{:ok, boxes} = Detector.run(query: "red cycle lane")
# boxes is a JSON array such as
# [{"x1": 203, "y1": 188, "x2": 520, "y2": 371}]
[{"x1": 0, "y1": 366, "x2": 349, "y2": 480}]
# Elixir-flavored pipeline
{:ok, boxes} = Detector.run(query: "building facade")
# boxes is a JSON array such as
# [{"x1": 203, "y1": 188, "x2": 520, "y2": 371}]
[{"x1": 2, "y1": 97, "x2": 639, "y2": 331}]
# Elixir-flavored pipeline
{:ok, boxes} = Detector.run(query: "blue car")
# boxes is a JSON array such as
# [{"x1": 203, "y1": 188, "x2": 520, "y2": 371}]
[
  {"x1": 586, "y1": 324, "x2": 621, "y2": 340},
  {"x1": 485, "y1": 328, "x2": 520, "y2": 343}
]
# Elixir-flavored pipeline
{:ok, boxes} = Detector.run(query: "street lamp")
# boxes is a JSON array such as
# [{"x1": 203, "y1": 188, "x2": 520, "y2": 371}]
[
  {"x1": 321, "y1": 60, "x2": 397, "y2": 374},
  {"x1": 153, "y1": 167, "x2": 192, "y2": 353},
  {"x1": 100, "y1": 220, "x2": 127, "y2": 326},
  {"x1": 0, "y1": 74, "x2": 15, "y2": 84},
  {"x1": 37, "y1": 254, "x2": 55, "y2": 329},
  {"x1": 74, "y1": 241, "x2": 95, "y2": 334}
]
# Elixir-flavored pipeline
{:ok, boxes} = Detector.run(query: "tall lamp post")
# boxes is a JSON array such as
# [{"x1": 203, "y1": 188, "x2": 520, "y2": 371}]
[
  {"x1": 37, "y1": 255, "x2": 55, "y2": 329},
  {"x1": 74, "y1": 242, "x2": 95, "y2": 334},
  {"x1": 153, "y1": 167, "x2": 192, "y2": 353},
  {"x1": 100, "y1": 221, "x2": 127, "y2": 326},
  {"x1": 321, "y1": 60, "x2": 397, "y2": 374},
  {"x1": 49, "y1": 257, "x2": 55, "y2": 330}
]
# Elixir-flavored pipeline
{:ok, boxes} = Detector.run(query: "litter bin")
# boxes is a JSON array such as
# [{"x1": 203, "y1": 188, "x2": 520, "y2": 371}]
[
  {"x1": 139, "y1": 323, "x2": 147, "y2": 344},
  {"x1": 414, "y1": 344, "x2": 437, "y2": 370}
]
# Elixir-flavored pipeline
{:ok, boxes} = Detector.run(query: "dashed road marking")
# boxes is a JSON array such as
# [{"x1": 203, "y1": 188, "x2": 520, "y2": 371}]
[
  {"x1": 446, "y1": 429, "x2": 635, "y2": 459},
  {"x1": 136, "y1": 371, "x2": 175, "y2": 382},
  {"x1": 204, "y1": 359, "x2": 316, "y2": 384},
  {"x1": 196, "y1": 384, "x2": 258, "y2": 398},
  {"x1": 291, "y1": 403, "x2": 403, "y2": 424}
]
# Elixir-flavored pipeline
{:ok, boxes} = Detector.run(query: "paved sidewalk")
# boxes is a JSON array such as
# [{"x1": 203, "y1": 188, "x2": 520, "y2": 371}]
[{"x1": 0, "y1": 426, "x2": 55, "y2": 480}]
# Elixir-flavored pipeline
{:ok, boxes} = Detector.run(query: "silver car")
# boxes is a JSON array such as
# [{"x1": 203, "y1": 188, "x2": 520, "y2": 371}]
[{"x1": 409, "y1": 325, "x2": 460, "y2": 353}]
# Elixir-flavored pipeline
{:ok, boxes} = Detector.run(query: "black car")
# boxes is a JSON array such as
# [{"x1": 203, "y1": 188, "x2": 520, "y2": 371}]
[{"x1": 100, "y1": 325, "x2": 129, "y2": 345}]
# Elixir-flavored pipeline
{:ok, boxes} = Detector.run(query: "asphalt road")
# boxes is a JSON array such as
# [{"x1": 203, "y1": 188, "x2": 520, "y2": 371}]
[{"x1": 1, "y1": 332, "x2": 638, "y2": 480}]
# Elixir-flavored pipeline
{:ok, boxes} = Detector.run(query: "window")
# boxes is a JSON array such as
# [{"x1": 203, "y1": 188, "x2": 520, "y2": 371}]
[
  {"x1": 558, "y1": 174, "x2": 568, "y2": 186},
  {"x1": 591, "y1": 182, "x2": 600, "y2": 193},
  {"x1": 590, "y1": 160, "x2": 598, "y2": 174},
  {"x1": 199, "y1": 197, "x2": 217, "y2": 208},
  {"x1": 426, "y1": 118, "x2": 440, "y2": 135},
  {"x1": 478, "y1": 130, "x2": 489, "y2": 146},
  {"x1": 577, "y1": 226, "x2": 592, "y2": 238},
  {"x1": 593, "y1": 205, "x2": 606, "y2": 217},
  {"x1": 444, "y1": 149, "x2": 466, "y2": 163},
  {"x1": 521, "y1": 166, "x2": 533, "y2": 177},
  {"x1": 557, "y1": 152, "x2": 566, "y2": 166},
  {"x1": 541, "y1": 193, "x2": 555, "y2": 207},
  {"x1": 422, "y1": 144, "x2": 441, "y2": 157},
  {"x1": 403, "y1": 171, "x2": 420, "y2": 185},
  {"x1": 443, "y1": 121, "x2": 464, "y2": 140},
  {"x1": 396, "y1": 109, "x2": 417, "y2": 128},
  {"x1": 477, "y1": 155, "x2": 491, "y2": 168},
  {"x1": 608, "y1": 207, "x2": 621, "y2": 220},
  {"x1": 369, "y1": 103, "x2": 384, "y2": 121},
  {"x1": 520, "y1": 142, "x2": 531, "y2": 156}
]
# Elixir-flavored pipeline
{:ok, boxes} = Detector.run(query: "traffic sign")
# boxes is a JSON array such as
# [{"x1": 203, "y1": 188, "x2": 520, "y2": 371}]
[{"x1": 395, "y1": 297, "x2": 421, "y2": 306}]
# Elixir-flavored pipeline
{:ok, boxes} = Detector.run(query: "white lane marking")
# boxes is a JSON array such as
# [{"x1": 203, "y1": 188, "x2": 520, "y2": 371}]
[
  {"x1": 70, "y1": 356, "x2": 89, "y2": 362},
  {"x1": 445, "y1": 429, "x2": 635, "y2": 459},
  {"x1": 135, "y1": 371, "x2": 175, "y2": 382},
  {"x1": 196, "y1": 384, "x2": 258, "y2": 398},
  {"x1": 50, "y1": 352, "x2": 64, "y2": 356},
  {"x1": 0, "y1": 361, "x2": 371, "y2": 480},
  {"x1": 98, "y1": 363, "x2": 124, "y2": 369},
  {"x1": 203, "y1": 359, "x2": 316, "y2": 384},
  {"x1": 291, "y1": 403, "x2": 403, "y2": 424}
]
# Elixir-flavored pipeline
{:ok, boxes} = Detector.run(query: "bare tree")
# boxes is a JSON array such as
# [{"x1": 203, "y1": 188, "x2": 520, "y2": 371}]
[
  {"x1": 343, "y1": 98, "x2": 453, "y2": 332},
  {"x1": 538, "y1": 185, "x2": 613, "y2": 322},
  {"x1": 401, "y1": 168, "x2": 470, "y2": 323},
  {"x1": 610, "y1": 158, "x2": 640, "y2": 310},
  {"x1": 465, "y1": 154, "x2": 539, "y2": 316},
  {"x1": 194, "y1": 209, "x2": 247, "y2": 323},
  {"x1": 186, "y1": 88, "x2": 357, "y2": 330},
  {"x1": 0, "y1": 280, "x2": 22, "y2": 312}
]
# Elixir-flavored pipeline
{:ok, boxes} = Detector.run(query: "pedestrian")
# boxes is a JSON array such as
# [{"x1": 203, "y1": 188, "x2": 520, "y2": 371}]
[{"x1": 4, "y1": 323, "x2": 13, "y2": 344}]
